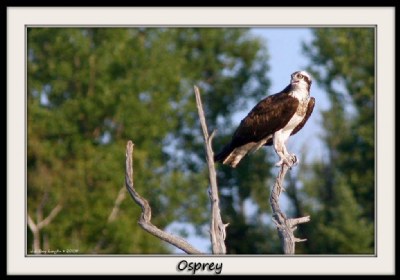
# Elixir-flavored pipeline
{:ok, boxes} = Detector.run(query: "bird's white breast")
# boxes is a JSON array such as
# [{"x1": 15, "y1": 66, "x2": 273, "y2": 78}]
[
  {"x1": 280, "y1": 113, "x2": 303, "y2": 144},
  {"x1": 289, "y1": 87, "x2": 309, "y2": 101},
  {"x1": 283, "y1": 89, "x2": 310, "y2": 137},
  {"x1": 284, "y1": 113, "x2": 304, "y2": 132}
]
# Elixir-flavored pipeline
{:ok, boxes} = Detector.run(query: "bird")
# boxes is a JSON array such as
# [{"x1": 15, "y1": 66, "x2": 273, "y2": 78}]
[{"x1": 214, "y1": 70, "x2": 315, "y2": 168}]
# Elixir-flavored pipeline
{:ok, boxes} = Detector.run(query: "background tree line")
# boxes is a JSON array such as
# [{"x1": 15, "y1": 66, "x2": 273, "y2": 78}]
[{"x1": 27, "y1": 27, "x2": 374, "y2": 254}]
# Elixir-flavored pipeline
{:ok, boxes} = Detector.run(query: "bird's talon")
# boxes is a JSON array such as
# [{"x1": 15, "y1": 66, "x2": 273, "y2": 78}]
[
  {"x1": 276, "y1": 158, "x2": 292, "y2": 168},
  {"x1": 290, "y1": 154, "x2": 299, "y2": 166}
]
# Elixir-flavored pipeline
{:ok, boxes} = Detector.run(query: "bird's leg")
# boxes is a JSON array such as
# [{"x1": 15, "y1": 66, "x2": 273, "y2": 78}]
[
  {"x1": 289, "y1": 153, "x2": 298, "y2": 166},
  {"x1": 275, "y1": 150, "x2": 291, "y2": 167},
  {"x1": 274, "y1": 132, "x2": 298, "y2": 168},
  {"x1": 273, "y1": 132, "x2": 292, "y2": 167},
  {"x1": 282, "y1": 145, "x2": 299, "y2": 167}
]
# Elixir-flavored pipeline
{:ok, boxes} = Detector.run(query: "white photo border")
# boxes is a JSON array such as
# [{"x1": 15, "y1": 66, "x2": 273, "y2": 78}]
[{"x1": 7, "y1": 7, "x2": 395, "y2": 275}]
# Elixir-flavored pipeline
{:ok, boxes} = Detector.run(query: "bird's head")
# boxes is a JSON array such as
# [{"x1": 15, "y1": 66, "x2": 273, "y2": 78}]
[{"x1": 290, "y1": 70, "x2": 312, "y2": 92}]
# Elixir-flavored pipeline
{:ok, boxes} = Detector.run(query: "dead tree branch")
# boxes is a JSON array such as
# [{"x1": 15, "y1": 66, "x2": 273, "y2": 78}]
[
  {"x1": 125, "y1": 141, "x2": 203, "y2": 254},
  {"x1": 269, "y1": 160, "x2": 310, "y2": 254},
  {"x1": 194, "y1": 85, "x2": 227, "y2": 254},
  {"x1": 37, "y1": 204, "x2": 63, "y2": 229},
  {"x1": 107, "y1": 186, "x2": 127, "y2": 223},
  {"x1": 27, "y1": 202, "x2": 63, "y2": 254},
  {"x1": 124, "y1": 87, "x2": 225, "y2": 254}
]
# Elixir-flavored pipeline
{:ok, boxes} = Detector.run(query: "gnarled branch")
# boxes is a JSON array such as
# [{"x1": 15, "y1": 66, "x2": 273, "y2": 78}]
[
  {"x1": 270, "y1": 160, "x2": 310, "y2": 254},
  {"x1": 125, "y1": 141, "x2": 203, "y2": 254},
  {"x1": 194, "y1": 85, "x2": 227, "y2": 254}
]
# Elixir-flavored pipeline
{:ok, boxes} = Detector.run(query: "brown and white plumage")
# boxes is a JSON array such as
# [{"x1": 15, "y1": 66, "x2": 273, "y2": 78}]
[{"x1": 214, "y1": 70, "x2": 315, "y2": 168}]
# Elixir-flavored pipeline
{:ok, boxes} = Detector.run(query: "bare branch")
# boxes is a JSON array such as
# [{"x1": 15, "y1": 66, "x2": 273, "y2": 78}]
[
  {"x1": 194, "y1": 85, "x2": 227, "y2": 254},
  {"x1": 288, "y1": 216, "x2": 311, "y2": 227},
  {"x1": 269, "y1": 159, "x2": 310, "y2": 254},
  {"x1": 108, "y1": 186, "x2": 127, "y2": 223},
  {"x1": 125, "y1": 141, "x2": 203, "y2": 254},
  {"x1": 27, "y1": 214, "x2": 40, "y2": 253},
  {"x1": 28, "y1": 202, "x2": 62, "y2": 254},
  {"x1": 27, "y1": 214, "x2": 37, "y2": 233},
  {"x1": 37, "y1": 204, "x2": 63, "y2": 229}
]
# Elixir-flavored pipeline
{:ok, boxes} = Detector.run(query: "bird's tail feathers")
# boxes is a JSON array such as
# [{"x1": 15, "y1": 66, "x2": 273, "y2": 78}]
[
  {"x1": 215, "y1": 140, "x2": 267, "y2": 168},
  {"x1": 214, "y1": 143, "x2": 234, "y2": 163}
]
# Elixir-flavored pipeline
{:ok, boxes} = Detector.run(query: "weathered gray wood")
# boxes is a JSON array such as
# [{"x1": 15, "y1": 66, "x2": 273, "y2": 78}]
[
  {"x1": 194, "y1": 86, "x2": 227, "y2": 254},
  {"x1": 270, "y1": 161, "x2": 310, "y2": 254},
  {"x1": 125, "y1": 141, "x2": 203, "y2": 254}
]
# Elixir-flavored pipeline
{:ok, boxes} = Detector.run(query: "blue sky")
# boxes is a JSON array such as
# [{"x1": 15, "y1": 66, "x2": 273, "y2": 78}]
[{"x1": 168, "y1": 28, "x2": 329, "y2": 253}]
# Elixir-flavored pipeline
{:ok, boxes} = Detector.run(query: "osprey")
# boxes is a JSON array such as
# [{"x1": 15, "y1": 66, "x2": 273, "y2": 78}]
[{"x1": 214, "y1": 70, "x2": 315, "y2": 168}]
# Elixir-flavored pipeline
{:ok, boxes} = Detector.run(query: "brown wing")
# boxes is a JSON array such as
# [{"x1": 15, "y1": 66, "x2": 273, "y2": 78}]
[
  {"x1": 291, "y1": 97, "x2": 315, "y2": 136},
  {"x1": 230, "y1": 92, "x2": 299, "y2": 149}
]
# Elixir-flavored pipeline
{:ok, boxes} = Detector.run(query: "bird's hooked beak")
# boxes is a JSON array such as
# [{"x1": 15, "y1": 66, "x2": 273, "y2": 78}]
[
  {"x1": 290, "y1": 71, "x2": 311, "y2": 88},
  {"x1": 291, "y1": 77, "x2": 301, "y2": 85}
]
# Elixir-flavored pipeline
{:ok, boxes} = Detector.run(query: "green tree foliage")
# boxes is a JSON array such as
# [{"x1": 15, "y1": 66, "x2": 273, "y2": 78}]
[
  {"x1": 295, "y1": 28, "x2": 375, "y2": 254},
  {"x1": 27, "y1": 28, "x2": 270, "y2": 254}
]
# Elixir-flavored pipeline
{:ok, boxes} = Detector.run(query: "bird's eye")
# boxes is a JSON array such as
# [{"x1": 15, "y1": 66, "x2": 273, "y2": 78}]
[{"x1": 297, "y1": 73, "x2": 303, "y2": 79}]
